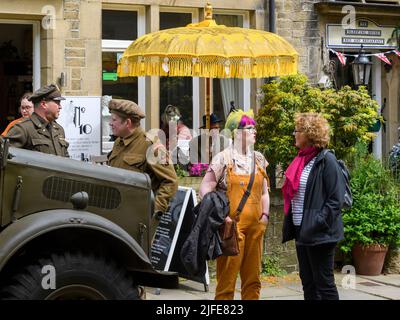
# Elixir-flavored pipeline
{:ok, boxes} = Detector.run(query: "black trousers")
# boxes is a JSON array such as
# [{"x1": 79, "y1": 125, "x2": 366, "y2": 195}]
[{"x1": 295, "y1": 229, "x2": 339, "y2": 300}]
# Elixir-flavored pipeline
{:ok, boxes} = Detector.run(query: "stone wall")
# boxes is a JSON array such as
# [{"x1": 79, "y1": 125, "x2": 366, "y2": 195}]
[
  {"x1": 275, "y1": 0, "x2": 322, "y2": 84},
  {"x1": 264, "y1": 189, "x2": 298, "y2": 272},
  {"x1": 385, "y1": 247, "x2": 400, "y2": 274},
  {"x1": 62, "y1": 0, "x2": 101, "y2": 96}
]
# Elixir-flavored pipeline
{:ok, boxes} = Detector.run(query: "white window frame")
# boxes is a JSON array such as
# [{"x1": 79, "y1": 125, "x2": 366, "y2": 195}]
[
  {"x1": 0, "y1": 19, "x2": 40, "y2": 91},
  {"x1": 212, "y1": 10, "x2": 250, "y2": 112},
  {"x1": 159, "y1": 7, "x2": 199, "y2": 130},
  {"x1": 101, "y1": 5, "x2": 146, "y2": 128}
]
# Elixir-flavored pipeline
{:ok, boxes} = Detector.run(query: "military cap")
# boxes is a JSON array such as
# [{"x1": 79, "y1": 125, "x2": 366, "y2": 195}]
[
  {"x1": 29, "y1": 84, "x2": 65, "y2": 103},
  {"x1": 108, "y1": 99, "x2": 145, "y2": 119}
]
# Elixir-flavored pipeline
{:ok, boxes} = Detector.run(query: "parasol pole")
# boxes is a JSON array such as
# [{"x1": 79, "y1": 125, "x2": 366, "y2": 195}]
[
  {"x1": 206, "y1": 78, "x2": 211, "y2": 130},
  {"x1": 204, "y1": 1, "x2": 213, "y2": 131}
]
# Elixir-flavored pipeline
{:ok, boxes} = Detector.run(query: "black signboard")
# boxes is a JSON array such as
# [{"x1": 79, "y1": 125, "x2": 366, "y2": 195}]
[{"x1": 151, "y1": 187, "x2": 209, "y2": 290}]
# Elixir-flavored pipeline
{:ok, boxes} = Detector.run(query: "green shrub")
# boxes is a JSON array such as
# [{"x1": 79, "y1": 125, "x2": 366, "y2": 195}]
[
  {"x1": 174, "y1": 164, "x2": 188, "y2": 178},
  {"x1": 261, "y1": 255, "x2": 287, "y2": 277},
  {"x1": 339, "y1": 143, "x2": 400, "y2": 253},
  {"x1": 256, "y1": 74, "x2": 381, "y2": 172}
]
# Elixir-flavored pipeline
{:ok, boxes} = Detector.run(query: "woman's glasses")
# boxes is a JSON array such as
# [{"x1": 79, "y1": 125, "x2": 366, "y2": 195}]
[
  {"x1": 243, "y1": 126, "x2": 256, "y2": 133},
  {"x1": 293, "y1": 129, "x2": 303, "y2": 135}
]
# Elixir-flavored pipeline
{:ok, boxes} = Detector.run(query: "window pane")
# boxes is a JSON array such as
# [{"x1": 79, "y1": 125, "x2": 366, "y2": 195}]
[
  {"x1": 213, "y1": 14, "x2": 244, "y2": 121},
  {"x1": 102, "y1": 52, "x2": 138, "y2": 102},
  {"x1": 214, "y1": 14, "x2": 243, "y2": 27},
  {"x1": 160, "y1": 12, "x2": 191, "y2": 30},
  {"x1": 102, "y1": 10, "x2": 137, "y2": 40},
  {"x1": 160, "y1": 77, "x2": 193, "y2": 128},
  {"x1": 102, "y1": 52, "x2": 138, "y2": 152},
  {"x1": 160, "y1": 12, "x2": 193, "y2": 130}
]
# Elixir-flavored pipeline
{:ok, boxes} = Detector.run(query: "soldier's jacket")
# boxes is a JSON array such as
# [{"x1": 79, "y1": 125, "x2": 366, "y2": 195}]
[
  {"x1": 6, "y1": 112, "x2": 69, "y2": 157},
  {"x1": 108, "y1": 127, "x2": 178, "y2": 213}
]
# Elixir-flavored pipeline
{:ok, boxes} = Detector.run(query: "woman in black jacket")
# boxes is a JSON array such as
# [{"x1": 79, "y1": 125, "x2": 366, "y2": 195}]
[{"x1": 282, "y1": 112, "x2": 345, "y2": 300}]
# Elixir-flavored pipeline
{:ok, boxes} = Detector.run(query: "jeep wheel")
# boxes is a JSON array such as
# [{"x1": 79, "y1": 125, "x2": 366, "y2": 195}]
[{"x1": 1, "y1": 252, "x2": 140, "y2": 300}]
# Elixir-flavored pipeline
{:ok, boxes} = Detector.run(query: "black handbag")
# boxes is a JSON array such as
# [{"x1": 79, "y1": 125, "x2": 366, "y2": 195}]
[{"x1": 219, "y1": 153, "x2": 256, "y2": 256}]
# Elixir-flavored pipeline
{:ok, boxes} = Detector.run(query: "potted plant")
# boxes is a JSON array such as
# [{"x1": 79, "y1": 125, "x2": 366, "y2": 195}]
[{"x1": 340, "y1": 144, "x2": 400, "y2": 275}]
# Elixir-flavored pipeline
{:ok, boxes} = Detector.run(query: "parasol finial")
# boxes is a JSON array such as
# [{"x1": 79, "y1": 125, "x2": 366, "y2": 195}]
[{"x1": 205, "y1": 2, "x2": 213, "y2": 20}]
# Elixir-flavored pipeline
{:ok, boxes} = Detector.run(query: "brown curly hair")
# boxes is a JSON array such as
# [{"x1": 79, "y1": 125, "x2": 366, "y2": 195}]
[{"x1": 295, "y1": 112, "x2": 330, "y2": 148}]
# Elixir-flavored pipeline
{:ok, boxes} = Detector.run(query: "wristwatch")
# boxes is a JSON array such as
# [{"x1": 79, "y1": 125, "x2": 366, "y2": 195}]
[{"x1": 153, "y1": 211, "x2": 163, "y2": 221}]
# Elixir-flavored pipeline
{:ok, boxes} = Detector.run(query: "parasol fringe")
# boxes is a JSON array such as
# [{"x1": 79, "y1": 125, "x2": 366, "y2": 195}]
[{"x1": 118, "y1": 55, "x2": 298, "y2": 78}]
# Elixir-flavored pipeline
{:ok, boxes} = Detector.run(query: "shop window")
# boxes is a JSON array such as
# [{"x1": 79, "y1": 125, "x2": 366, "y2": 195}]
[
  {"x1": 212, "y1": 14, "x2": 244, "y2": 123},
  {"x1": 0, "y1": 23, "x2": 33, "y2": 132},
  {"x1": 102, "y1": 10, "x2": 137, "y2": 40},
  {"x1": 101, "y1": 9, "x2": 139, "y2": 153},
  {"x1": 102, "y1": 52, "x2": 137, "y2": 102},
  {"x1": 159, "y1": 12, "x2": 193, "y2": 131}
]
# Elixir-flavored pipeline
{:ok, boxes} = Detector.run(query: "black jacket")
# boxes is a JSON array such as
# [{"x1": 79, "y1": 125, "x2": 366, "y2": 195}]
[
  {"x1": 282, "y1": 149, "x2": 345, "y2": 246},
  {"x1": 180, "y1": 191, "x2": 228, "y2": 277}
]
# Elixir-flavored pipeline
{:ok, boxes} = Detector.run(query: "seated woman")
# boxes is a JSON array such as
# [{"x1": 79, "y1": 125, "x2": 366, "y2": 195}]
[
  {"x1": 160, "y1": 104, "x2": 192, "y2": 146},
  {"x1": 160, "y1": 105, "x2": 192, "y2": 167}
]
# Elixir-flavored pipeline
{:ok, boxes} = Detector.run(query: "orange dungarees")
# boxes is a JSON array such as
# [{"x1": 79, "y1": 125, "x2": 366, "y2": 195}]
[{"x1": 215, "y1": 159, "x2": 268, "y2": 300}]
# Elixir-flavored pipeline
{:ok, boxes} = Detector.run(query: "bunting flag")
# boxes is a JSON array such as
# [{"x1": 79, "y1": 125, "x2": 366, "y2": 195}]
[
  {"x1": 375, "y1": 53, "x2": 392, "y2": 65},
  {"x1": 335, "y1": 51, "x2": 347, "y2": 66}
]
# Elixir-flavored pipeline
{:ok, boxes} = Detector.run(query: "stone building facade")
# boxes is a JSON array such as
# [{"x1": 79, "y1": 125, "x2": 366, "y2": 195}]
[{"x1": 1, "y1": 0, "x2": 398, "y2": 155}]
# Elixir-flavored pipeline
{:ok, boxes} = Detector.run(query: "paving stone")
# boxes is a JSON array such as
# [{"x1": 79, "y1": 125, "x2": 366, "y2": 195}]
[
  {"x1": 145, "y1": 273, "x2": 398, "y2": 300},
  {"x1": 338, "y1": 288, "x2": 386, "y2": 300}
]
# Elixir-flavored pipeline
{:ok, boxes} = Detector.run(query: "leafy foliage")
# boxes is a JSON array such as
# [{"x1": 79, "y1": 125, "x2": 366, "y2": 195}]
[
  {"x1": 261, "y1": 255, "x2": 287, "y2": 277},
  {"x1": 174, "y1": 164, "x2": 188, "y2": 178},
  {"x1": 256, "y1": 74, "x2": 380, "y2": 172},
  {"x1": 339, "y1": 143, "x2": 400, "y2": 253}
]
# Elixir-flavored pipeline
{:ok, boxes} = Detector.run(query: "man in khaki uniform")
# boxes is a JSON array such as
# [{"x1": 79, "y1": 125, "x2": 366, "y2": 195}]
[
  {"x1": 6, "y1": 84, "x2": 69, "y2": 157},
  {"x1": 107, "y1": 99, "x2": 178, "y2": 230}
]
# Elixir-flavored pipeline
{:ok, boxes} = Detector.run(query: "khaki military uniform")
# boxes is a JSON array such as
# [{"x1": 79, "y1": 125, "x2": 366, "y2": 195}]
[
  {"x1": 108, "y1": 127, "x2": 178, "y2": 214},
  {"x1": 6, "y1": 112, "x2": 69, "y2": 157}
]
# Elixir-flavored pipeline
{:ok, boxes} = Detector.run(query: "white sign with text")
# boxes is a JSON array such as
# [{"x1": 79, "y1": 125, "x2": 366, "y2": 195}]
[{"x1": 58, "y1": 96, "x2": 102, "y2": 161}]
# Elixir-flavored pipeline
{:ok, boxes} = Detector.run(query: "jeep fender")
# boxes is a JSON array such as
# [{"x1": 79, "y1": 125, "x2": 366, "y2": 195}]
[
  {"x1": 0, "y1": 209, "x2": 178, "y2": 288},
  {"x1": 0, "y1": 209, "x2": 179, "y2": 288}
]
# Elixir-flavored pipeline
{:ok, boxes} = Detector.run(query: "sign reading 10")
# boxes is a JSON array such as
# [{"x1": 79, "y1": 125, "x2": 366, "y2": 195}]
[{"x1": 73, "y1": 106, "x2": 92, "y2": 135}]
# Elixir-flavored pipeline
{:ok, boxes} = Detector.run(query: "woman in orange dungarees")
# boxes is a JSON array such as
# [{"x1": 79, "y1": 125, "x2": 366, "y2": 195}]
[{"x1": 199, "y1": 109, "x2": 270, "y2": 300}]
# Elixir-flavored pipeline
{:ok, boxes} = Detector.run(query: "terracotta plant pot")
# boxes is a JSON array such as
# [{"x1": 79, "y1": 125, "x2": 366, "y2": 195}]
[{"x1": 352, "y1": 243, "x2": 388, "y2": 276}]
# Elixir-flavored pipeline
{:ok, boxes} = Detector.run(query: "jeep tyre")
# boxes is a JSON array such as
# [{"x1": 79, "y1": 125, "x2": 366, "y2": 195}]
[{"x1": 1, "y1": 251, "x2": 140, "y2": 300}]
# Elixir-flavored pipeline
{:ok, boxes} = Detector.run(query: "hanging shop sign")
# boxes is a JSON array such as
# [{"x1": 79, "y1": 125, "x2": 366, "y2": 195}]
[
  {"x1": 327, "y1": 19, "x2": 397, "y2": 49},
  {"x1": 58, "y1": 96, "x2": 102, "y2": 161}
]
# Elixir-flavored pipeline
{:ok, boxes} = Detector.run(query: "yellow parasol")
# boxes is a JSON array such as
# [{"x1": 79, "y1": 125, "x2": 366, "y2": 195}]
[{"x1": 118, "y1": 2, "x2": 298, "y2": 128}]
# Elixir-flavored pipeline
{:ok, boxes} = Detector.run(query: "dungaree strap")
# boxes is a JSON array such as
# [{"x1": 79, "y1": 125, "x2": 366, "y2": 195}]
[{"x1": 235, "y1": 152, "x2": 256, "y2": 217}]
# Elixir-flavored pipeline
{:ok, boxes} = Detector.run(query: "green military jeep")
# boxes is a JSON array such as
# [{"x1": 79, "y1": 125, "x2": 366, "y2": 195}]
[{"x1": 0, "y1": 138, "x2": 178, "y2": 299}]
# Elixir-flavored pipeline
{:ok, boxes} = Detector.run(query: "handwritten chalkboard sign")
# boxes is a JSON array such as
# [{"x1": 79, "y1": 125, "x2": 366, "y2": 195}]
[{"x1": 151, "y1": 187, "x2": 209, "y2": 291}]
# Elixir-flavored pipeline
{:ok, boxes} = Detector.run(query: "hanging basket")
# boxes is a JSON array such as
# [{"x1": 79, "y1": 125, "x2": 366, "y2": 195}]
[{"x1": 368, "y1": 119, "x2": 381, "y2": 132}]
